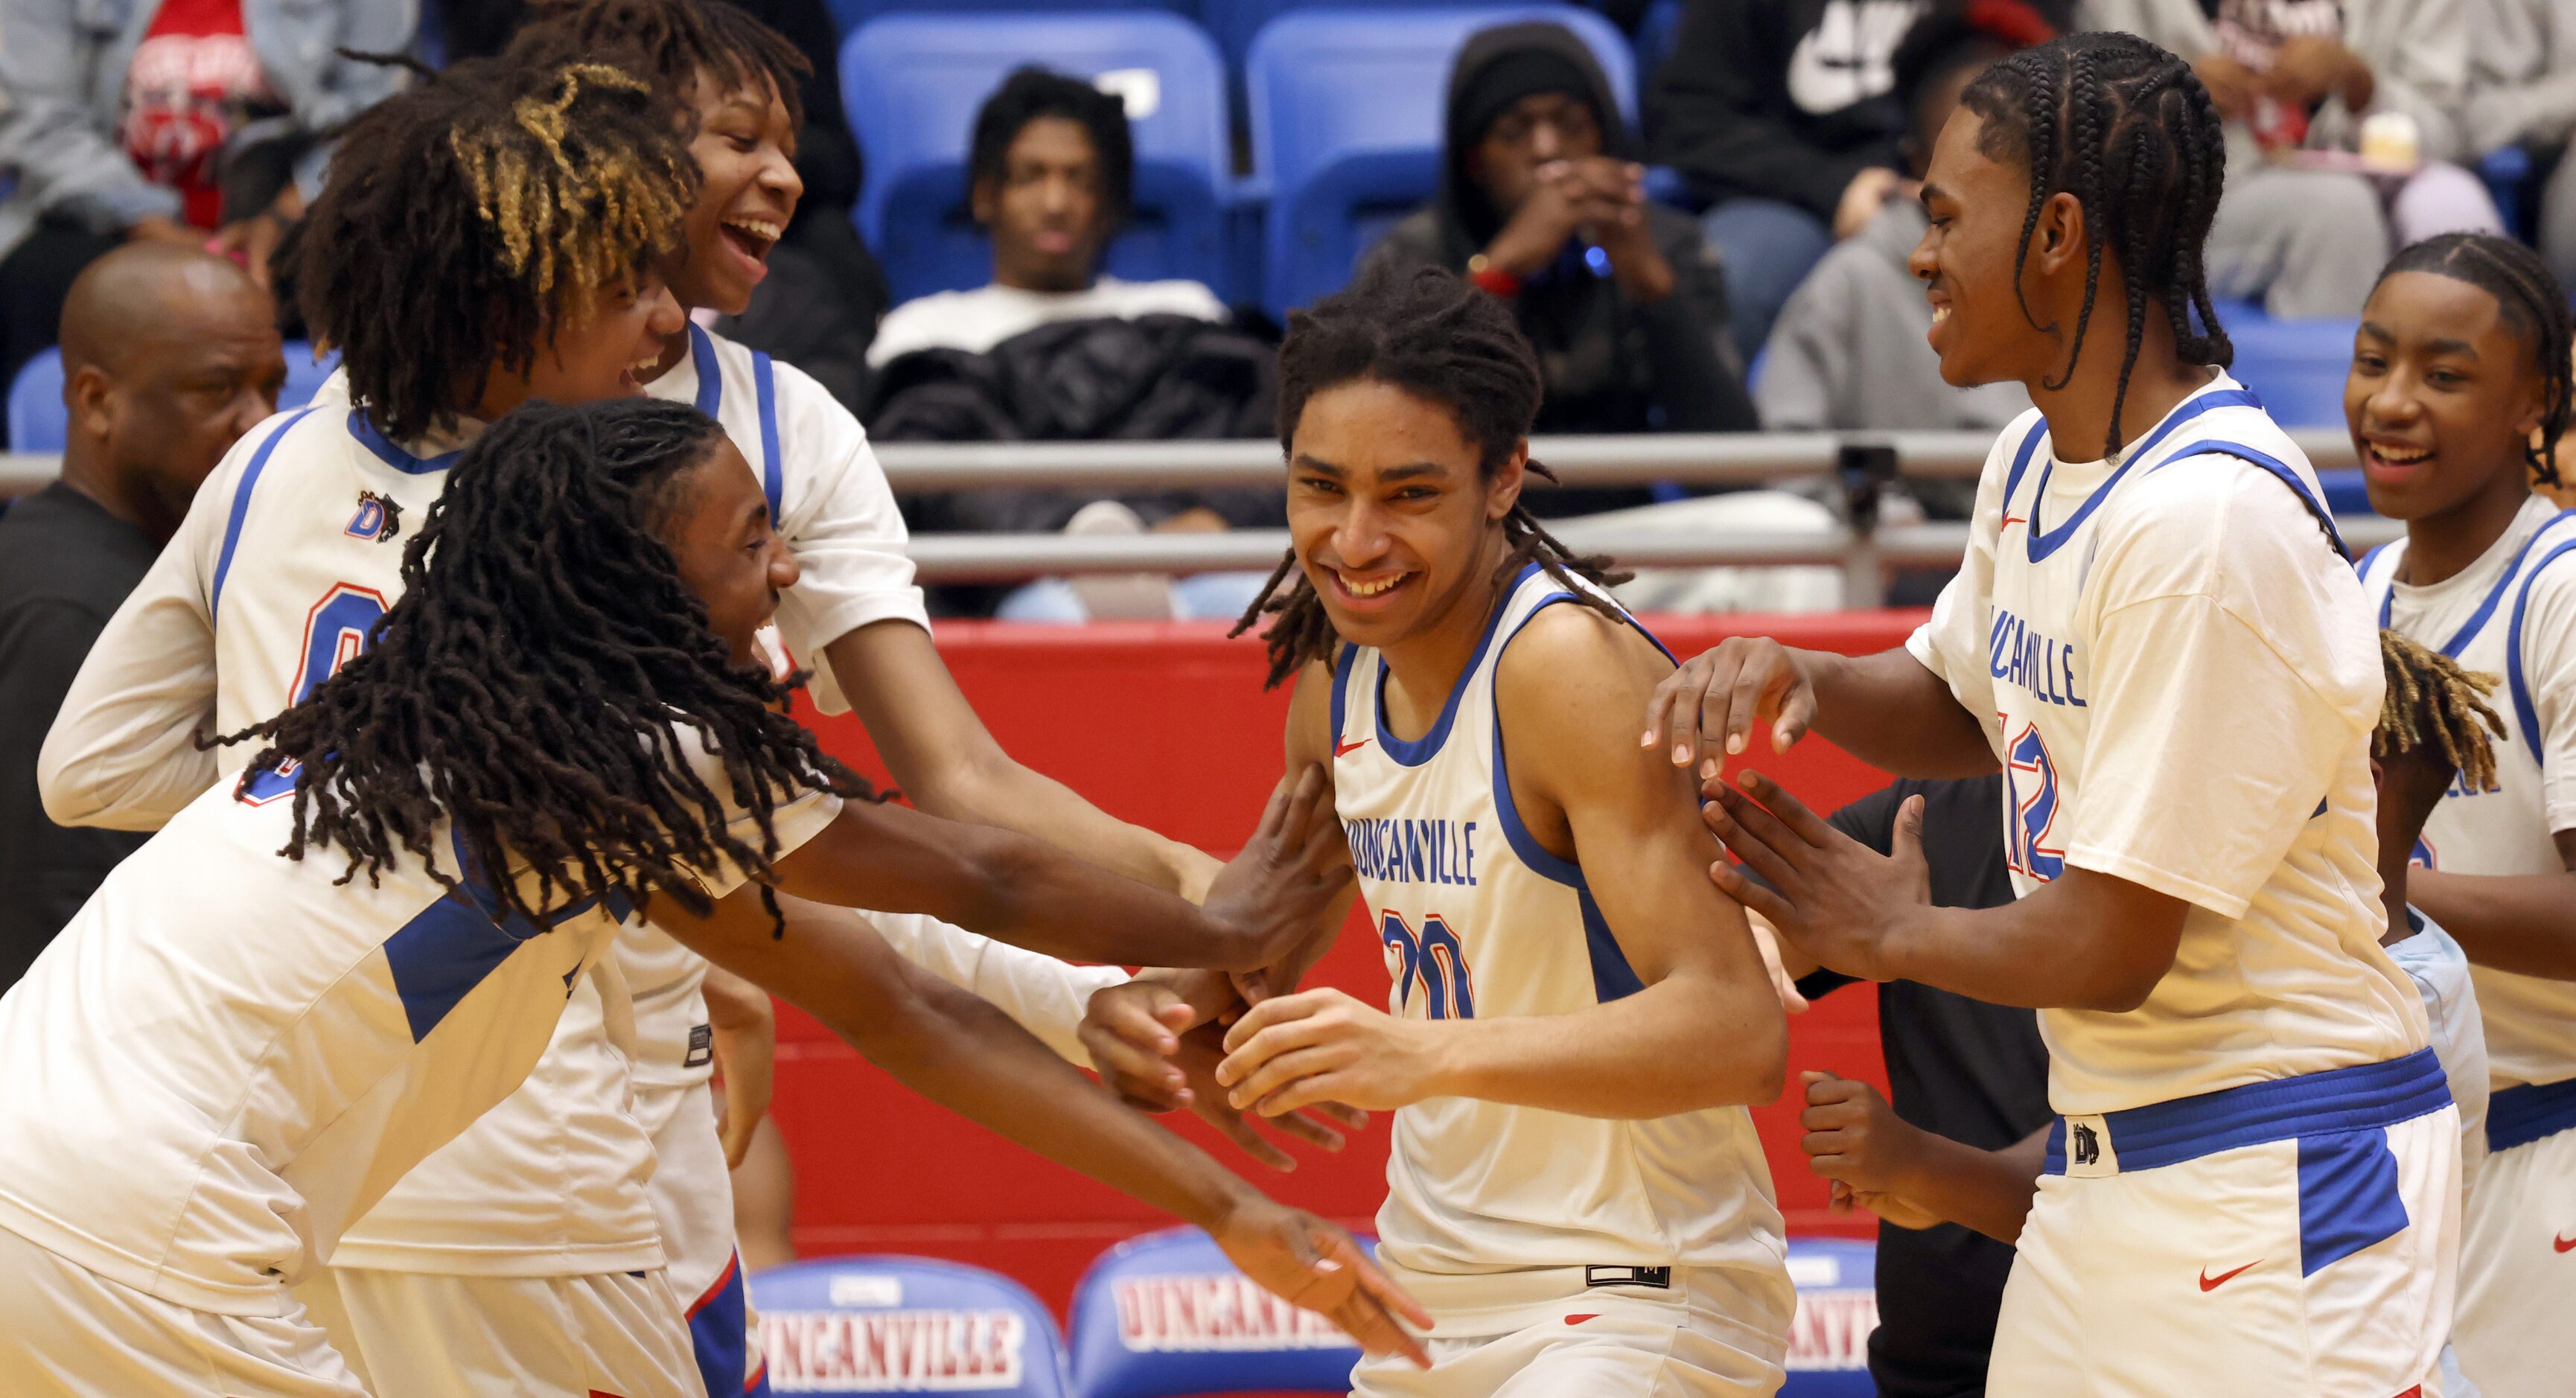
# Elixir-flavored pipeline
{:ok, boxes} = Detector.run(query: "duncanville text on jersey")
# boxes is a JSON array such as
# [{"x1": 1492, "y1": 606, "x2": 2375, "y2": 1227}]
[
  {"x1": 1989, "y1": 607, "x2": 2087, "y2": 707},
  {"x1": 1346, "y1": 817, "x2": 1479, "y2": 887}
]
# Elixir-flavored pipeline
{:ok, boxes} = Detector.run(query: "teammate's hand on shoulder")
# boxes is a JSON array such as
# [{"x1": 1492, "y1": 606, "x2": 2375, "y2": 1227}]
[
  {"x1": 1208, "y1": 1196, "x2": 1432, "y2": 1366},
  {"x1": 1217, "y1": 986, "x2": 1441, "y2": 1116},
  {"x1": 1643, "y1": 636, "x2": 1819, "y2": 782},
  {"x1": 1701, "y1": 776, "x2": 1928, "y2": 982},
  {"x1": 1200, "y1": 765, "x2": 1354, "y2": 969}
]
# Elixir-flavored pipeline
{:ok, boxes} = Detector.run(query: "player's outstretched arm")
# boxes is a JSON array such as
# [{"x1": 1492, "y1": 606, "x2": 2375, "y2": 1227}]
[
  {"x1": 657, "y1": 890, "x2": 1432, "y2": 1363},
  {"x1": 762, "y1": 765, "x2": 1350, "y2": 973},
  {"x1": 826, "y1": 622, "x2": 1222, "y2": 899},
  {"x1": 35, "y1": 446, "x2": 246, "y2": 830},
  {"x1": 1220, "y1": 610, "x2": 1789, "y2": 1121},
  {"x1": 1640, "y1": 639, "x2": 1996, "y2": 784},
  {"x1": 1798, "y1": 1070, "x2": 2045, "y2": 1245},
  {"x1": 1703, "y1": 778, "x2": 2187, "y2": 1010}
]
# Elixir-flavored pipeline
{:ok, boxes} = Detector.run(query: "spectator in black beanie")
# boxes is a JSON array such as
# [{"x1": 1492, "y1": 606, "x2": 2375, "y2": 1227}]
[{"x1": 1358, "y1": 20, "x2": 1754, "y2": 518}]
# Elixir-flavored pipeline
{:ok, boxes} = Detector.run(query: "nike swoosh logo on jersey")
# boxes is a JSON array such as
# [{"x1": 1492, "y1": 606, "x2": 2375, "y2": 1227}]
[
  {"x1": 1563, "y1": 1314, "x2": 1600, "y2": 1325},
  {"x1": 2554, "y1": 1233, "x2": 2576, "y2": 1254},
  {"x1": 1333, "y1": 736, "x2": 1369, "y2": 757},
  {"x1": 2199, "y1": 1261, "x2": 2260, "y2": 1291},
  {"x1": 2001, "y1": 514, "x2": 2028, "y2": 530}
]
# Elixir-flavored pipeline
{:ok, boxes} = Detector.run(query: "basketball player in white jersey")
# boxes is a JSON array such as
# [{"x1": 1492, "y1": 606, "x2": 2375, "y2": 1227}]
[
  {"x1": 2347, "y1": 232, "x2": 2576, "y2": 1394},
  {"x1": 31, "y1": 56, "x2": 1264, "y2": 1398},
  {"x1": 1788, "y1": 626, "x2": 2501, "y2": 1397},
  {"x1": 0, "y1": 395, "x2": 1426, "y2": 1397},
  {"x1": 1081, "y1": 262, "x2": 1795, "y2": 1397},
  {"x1": 1651, "y1": 34, "x2": 2455, "y2": 1394}
]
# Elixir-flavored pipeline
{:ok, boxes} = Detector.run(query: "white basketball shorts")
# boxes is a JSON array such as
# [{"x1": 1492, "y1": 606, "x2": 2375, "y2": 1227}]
[
  {"x1": 1991, "y1": 1049, "x2": 2460, "y2": 1397},
  {"x1": 2452, "y1": 1077, "x2": 2576, "y2": 1395}
]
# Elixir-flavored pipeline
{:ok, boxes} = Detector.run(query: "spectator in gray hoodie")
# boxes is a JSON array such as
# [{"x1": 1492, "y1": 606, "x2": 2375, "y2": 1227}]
[
  {"x1": 2082, "y1": 0, "x2": 2497, "y2": 316},
  {"x1": 2467, "y1": 0, "x2": 2576, "y2": 291},
  {"x1": 0, "y1": 0, "x2": 412, "y2": 409},
  {"x1": 1756, "y1": 0, "x2": 2041, "y2": 442}
]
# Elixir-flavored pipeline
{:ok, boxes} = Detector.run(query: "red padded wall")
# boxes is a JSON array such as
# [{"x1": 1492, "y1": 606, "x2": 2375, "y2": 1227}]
[{"x1": 777, "y1": 611, "x2": 1924, "y2": 1314}]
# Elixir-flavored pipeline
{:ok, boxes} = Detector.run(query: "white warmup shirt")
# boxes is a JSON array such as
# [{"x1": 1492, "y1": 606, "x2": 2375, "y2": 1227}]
[
  {"x1": 36, "y1": 339, "x2": 1123, "y2": 1277},
  {"x1": 0, "y1": 747, "x2": 840, "y2": 1315},
  {"x1": 2358, "y1": 492, "x2": 2576, "y2": 1091},
  {"x1": 1327, "y1": 564, "x2": 1786, "y2": 1303},
  {"x1": 1910, "y1": 376, "x2": 2428, "y2": 1114},
  {"x1": 865, "y1": 275, "x2": 1227, "y2": 366}
]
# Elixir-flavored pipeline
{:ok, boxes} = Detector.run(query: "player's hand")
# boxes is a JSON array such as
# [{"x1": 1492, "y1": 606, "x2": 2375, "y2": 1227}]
[
  {"x1": 1218, "y1": 986, "x2": 1441, "y2": 1115},
  {"x1": 1642, "y1": 636, "x2": 1820, "y2": 781},
  {"x1": 1831, "y1": 1179, "x2": 1946, "y2": 1231},
  {"x1": 1201, "y1": 765, "x2": 1354, "y2": 969},
  {"x1": 1081, "y1": 978, "x2": 1214, "y2": 1112},
  {"x1": 1747, "y1": 914, "x2": 1811, "y2": 1015},
  {"x1": 1700, "y1": 774, "x2": 1928, "y2": 983},
  {"x1": 1208, "y1": 1196, "x2": 1432, "y2": 1365},
  {"x1": 704, "y1": 965, "x2": 777, "y2": 1169},
  {"x1": 1800, "y1": 1069, "x2": 1924, "y2": 1194},
  {"x1": 1176, "y1": 1024, "x2": 1370, "y2": 1171}
]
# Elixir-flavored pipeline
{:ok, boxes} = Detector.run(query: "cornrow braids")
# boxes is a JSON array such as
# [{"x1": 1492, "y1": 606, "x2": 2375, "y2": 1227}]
[
  {"x1": 1960, "y1": 32, "x2": 2231, "y2": 456},
  {"x1": 220, "y1": 398, "x2": 873, "y2": 935},
  {"x1": 298, "y1": 57, "x2": 697, "y2": 441},
  {"x1": 2376, "y1": 232, "x2": 2576, "y2": 488},
  {"x1": 1228, "y1": 264, "x2": 1633, "y2": 690},
  {"x1": 507, "y1": 0, "x2": 811, "y2": 138},
  {"x1": 2376, "y1": 628, "x2": 2504, "y2": 797}
]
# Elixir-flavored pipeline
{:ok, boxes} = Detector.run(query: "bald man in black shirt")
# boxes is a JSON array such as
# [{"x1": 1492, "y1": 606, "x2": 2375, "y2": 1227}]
[
  {"x1": 0, "y1": 244, "x2": 282, "y2": 989},
  {"x1": 1748, "y1": 773, "x2": 2048, "y2": 1397}
]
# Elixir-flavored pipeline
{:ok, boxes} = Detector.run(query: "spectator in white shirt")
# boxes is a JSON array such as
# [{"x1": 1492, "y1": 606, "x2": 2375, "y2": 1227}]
[{"x1": 865, "y1": 67, "x2": 1224, "y2": 369}]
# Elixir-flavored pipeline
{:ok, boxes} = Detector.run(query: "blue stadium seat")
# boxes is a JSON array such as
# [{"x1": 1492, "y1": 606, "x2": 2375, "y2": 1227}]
[
  {"x1": 1781, "y1": 1235, "x2": 1877, "y2": 1395},
  {"x1": 828, "y1": 0, "x2": 1184, "y2": 42},
  {"x1": 2225, "y1": 315, "x2": 2358, "y2": 430},
  {"x1": 7, "y1": 342, "x2": 338, "y2": 453},
  {"x1": 1246, "y1": 4, "x2": 1636, "y2": 317},
  {"x1": 840, "y1": 12, "x2": 1234, "y2": 306},
  {"x1": 1203, "y1": 0, "x2": 1631, "y2": 80},
  {"x1": 1066, "y1": 1225, "x2": 1362, "y2": 1396},
  {"x1": 750, "y1": 1254, "x2": 1072, "y2": 1396}
]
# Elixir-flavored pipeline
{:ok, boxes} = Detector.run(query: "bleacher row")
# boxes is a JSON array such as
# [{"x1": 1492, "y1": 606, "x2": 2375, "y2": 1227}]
[{"x1": 750, "y1": 1228, "x2": 1881, "y2": 1394}]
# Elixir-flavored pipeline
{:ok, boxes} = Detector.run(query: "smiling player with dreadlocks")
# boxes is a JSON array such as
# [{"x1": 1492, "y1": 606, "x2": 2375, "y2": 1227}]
[
  {"x1": 2347, "y1": 231, "x2": 2576, "y2": 1395},
  {"x1": 1639, "y1": 31, "x2": 2456, "y2": 1393},
  {"x1": 1079, "y1": 263, "x2": 1796, "y2": 1396},
  {"x1": 0, "y1": 395, "x2": 1428, "y2": 1397}
]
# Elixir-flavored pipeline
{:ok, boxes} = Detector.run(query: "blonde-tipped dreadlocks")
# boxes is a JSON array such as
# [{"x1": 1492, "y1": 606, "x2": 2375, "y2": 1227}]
[
  {"x1": 299, "y1": 56, "x2": 698, "y2": 441},
  {"x1": 2376, "y1": 629, "x2": 2505, "y2": 797}
]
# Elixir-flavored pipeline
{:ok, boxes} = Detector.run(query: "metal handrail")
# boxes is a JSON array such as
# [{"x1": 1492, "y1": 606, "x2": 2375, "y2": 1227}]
[{"x1": 1, "y1": 430, "x2": 2386, "y2": 604}]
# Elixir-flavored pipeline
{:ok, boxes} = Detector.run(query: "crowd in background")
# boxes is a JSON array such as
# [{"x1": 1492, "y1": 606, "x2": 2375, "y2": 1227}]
[{"x1": 8, "y1": 0, "x2": 2576, "y2": 619}]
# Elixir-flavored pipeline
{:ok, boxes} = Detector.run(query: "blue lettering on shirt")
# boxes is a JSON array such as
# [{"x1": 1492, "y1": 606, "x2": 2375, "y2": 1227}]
[
  {"x1": 1347, "y1": 817, "x2": 1479, "y2": 887},
  {"x1": 1987, "y1": 607, "x2": 2087, "y2": 708}
]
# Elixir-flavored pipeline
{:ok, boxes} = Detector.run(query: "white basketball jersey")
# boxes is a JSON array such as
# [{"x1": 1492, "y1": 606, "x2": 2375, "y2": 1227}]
[
  {"x1": 0, "y1": 751, "x2": 835, "y2": 1316},
  {"x1": 1327, "y1": 564, "x2": 1784, "y2": 1281},
  {"x1": 1910, "y1": 376, "x2": 2426, "y2": 1114},
  {"x1": 2359, "y1": 493, "x2": 2576, "y2": 1090}
]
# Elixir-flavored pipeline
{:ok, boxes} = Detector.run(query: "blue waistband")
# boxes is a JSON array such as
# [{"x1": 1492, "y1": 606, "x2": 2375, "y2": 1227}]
[
  {"x1": 2488, "y1": 1077, "x2": 2576, "y2": 1153},
  {"x1": 2044, "y1": 1050, "x2": 2451, "y2": 1175}
]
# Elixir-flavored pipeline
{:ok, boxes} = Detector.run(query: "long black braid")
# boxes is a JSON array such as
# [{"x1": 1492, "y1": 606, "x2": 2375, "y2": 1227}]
[
  {"x1": 1228, "y1": 263, "x2": 1630, "y2": 689},
  {"x1": 2376, "y1": 232, "x2": 2575, "y2": 488},
  {"x1": 220, "y1": 398, "x2": 872, "y2": 933},
  {"x1": 1961, "y1": 31, "x2": 2231, "y2": 456}
]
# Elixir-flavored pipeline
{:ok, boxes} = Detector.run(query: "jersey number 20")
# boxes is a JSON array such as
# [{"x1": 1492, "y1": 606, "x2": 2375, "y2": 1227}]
[{"x1": 1382, "y1": 912, "x2": 1476, "y2": 1020}]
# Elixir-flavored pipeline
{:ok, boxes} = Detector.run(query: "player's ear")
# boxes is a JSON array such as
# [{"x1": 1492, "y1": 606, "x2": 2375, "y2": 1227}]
[
  {"x1": 2033, "y1": 190, "x2": 2086, "y2": 278},
  {"x1": 1485, "y1": 442, "x2": 1528, "y2": 521}
]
